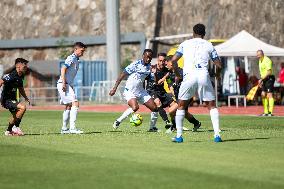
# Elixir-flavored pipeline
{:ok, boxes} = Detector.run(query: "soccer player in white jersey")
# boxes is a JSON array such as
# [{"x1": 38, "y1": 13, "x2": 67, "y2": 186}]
[
  {"x1": 109, "y1": 49, "x2": 159, "y2": 130},
  {"x1": 57, "y1": 42, "x2": 86, "y2": 134},
  {"x1": 169, "y1": 24, "x2": 222, "y2": 143}
]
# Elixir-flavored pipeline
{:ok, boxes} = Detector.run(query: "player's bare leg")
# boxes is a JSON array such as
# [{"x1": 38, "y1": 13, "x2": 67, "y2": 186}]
[
  {"x1": 112, "y1": 98, "x2": 137, "y2": 129},
  {"x1": 154, "y1": 98, "x2": 172, "y2": 129},
  {"x1": 6, "y1": 102, "x2": 26, "y2": 136}
]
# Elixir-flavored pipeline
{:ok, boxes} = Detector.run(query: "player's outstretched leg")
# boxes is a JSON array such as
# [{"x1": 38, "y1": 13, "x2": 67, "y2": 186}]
[
  {"x1": 158, "y1": 107, "x2": 172, "y2": 129},
  {"x1": 153, "y1": 98, "x2": 172, "y2": 129},
  {"x1": 113, "y1": 108, "x2": 134, "y2": 129},
  {"x1": 185, "y1": 111, "x2": 201, "y2": 132},
  {"x1": 113, "y1": 98, "x2": 137, "y2": 129}
]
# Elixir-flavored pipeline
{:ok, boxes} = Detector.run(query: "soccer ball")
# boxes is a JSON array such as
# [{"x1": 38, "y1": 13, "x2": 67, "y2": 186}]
[{"x1": 130, "y1": 113, "x2": 143, "y2": 127}]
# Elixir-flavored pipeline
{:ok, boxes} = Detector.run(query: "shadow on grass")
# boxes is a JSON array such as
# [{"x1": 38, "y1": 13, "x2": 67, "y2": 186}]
[
  {"x1": 24, "y1": 131, "x2": 102, "y2": 136},
  {"x1": 108, "y1": 130, "x2": 123, "y2": 133},
  {"x1": 190, "y1": 129, "x2": 228, "y2": 133},
  {"x1": 223, "y1": 137, "x2": 269, "y2": 142}
]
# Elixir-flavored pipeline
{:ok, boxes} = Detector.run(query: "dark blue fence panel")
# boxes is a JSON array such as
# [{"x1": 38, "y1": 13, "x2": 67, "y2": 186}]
[
  {"x1": 59, "y1": 60, "x2": 106, "y2": 100},
  {"x1": 83, "y1": 60, "x2": 106, "y2": 86}
]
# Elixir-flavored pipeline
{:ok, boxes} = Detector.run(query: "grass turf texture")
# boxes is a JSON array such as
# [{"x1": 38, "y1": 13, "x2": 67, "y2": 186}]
[{"x1": 0, "y1": 110, "x2": 284, "y2": 189}]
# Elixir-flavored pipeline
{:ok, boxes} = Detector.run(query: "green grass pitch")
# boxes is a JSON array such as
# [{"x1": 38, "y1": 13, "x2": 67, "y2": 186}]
[{"x1": 0, "y1": 110, "x2": 284, "y2": 189}]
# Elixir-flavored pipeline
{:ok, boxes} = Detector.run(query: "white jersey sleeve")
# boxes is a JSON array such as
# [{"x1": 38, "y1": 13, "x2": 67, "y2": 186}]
[
  {"x1": 209, "y1": 46, "x2": 220, "y2": 62},
  {"x1": 124, "y1": 61, "x2": 138, "y2": 75},
  {"x1": 58, "y1": 53, "x2": 79, "y2": 86},
  {"x1": 64, "y1": 55, "x2": 73, "y2": 68},
  {"x1": 176, "y1": 42, "x2": 185, "y2": 56}
]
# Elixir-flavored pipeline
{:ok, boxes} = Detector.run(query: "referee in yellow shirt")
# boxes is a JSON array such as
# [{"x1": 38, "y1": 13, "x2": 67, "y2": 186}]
[{"x1": 257, "y1": 50, "x2": 275, "y2": 116}]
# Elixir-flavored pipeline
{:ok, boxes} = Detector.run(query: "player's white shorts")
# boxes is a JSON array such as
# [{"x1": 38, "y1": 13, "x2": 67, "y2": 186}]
[
  {"x1": 123, "y1": 88, "x2": 151, "y2": 104},
  {"x1": 178, "y1": 72, "x2": 215, "y2": 101},
  {"x1": 57, "y1": 83, "x2": 78, "y2": 105}
]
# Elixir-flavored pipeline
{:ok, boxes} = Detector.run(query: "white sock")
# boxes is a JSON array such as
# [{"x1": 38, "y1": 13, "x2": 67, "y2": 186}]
[
  {"x1": 117, "y1": 108, "x2": 134, "y2": 122},
  {"x1": 175, "y1": 110, "x2": 185, "y2": 138},
  {"x1": 70, "y1": 106, "x2": 79, "y2": 130},
  {"x1": 149, "y1": 112, "x2": 158, "y2": 129},
  {"x1": 210, "y1": 108, "x2": 220, "y2": 137},
  {"x1": 62, "y1": 109, "x2": 70, "y2": 129}
]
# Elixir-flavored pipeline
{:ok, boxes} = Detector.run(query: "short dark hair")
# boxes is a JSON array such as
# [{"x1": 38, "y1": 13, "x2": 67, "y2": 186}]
[
  {"x1": 143, "y1": 49, "x2": 153, "y2": 55},
  {"x1": 158, "y1": 52, "x2": 167, "y2": 57},
  {"x1": 165, "y1": 55, "x2": 173, "y2": 61},
  {"x1": 74, "y1": 42, "x2": 86, "y2": 48},
  {"x1": 15, "y1": 58, "x2": 29, "y2": 65},
  {"x1": 257, "y1": 49, "x2": 264, "y2": 55},
  {"x1": 193, "y1": 23, "x2": 206, "y2": 36}
]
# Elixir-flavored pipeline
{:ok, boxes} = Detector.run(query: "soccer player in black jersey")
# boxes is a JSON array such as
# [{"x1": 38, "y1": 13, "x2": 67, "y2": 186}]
[
  {"x1": 145, "y1": 53, "x2": 175, "y2": 131},
  {"x1": 0, "y1": 58, "x2": 30, "y2": 136},
  {"x1": 165, "y1": 55, "x2": 201, "y2": 132}
]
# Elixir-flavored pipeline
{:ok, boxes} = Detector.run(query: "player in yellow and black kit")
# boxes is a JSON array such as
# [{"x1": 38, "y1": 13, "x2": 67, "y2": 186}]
[
  {"x1": 165, "y1": 55, "x2": 201, "y2": 132},
  {"x1": 257, "y1": 50, "x2": 275, "y2": 116}
]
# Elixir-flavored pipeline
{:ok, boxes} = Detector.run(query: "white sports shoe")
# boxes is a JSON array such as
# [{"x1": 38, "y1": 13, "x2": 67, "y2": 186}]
[
  {"x1": 4, "y1": 131, "x2": 16, "y2": 136},
  {"x1": 69, "y1": 128, "x2": 83, "y2": 134},
  {"x1": 61, "y1": 128, "x2": 70, "y2": 134},
  {"x1": 182, "y1": 127, "x2": 190, "y2": 131},
  {"x1": 165, "y1": 128, "x2": 173, "y2": 134},
  {"x1": 12, "y1": 126, "x2": 24, "y2": 136}
]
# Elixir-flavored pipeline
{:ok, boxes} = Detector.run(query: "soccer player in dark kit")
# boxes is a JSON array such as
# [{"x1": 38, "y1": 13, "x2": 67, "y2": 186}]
[
  {"x1": 0, "y1": 58, "x2": 30, "y2": 136},
  {"x1": 165, "y1": 55, "x2": 201, "y2": 133}
]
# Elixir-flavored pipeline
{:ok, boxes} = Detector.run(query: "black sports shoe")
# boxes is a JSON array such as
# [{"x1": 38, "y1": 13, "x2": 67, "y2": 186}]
[
  {"x1": 165, "y1": 121, "x2": 173, "y2": 129},
  {"x1": 192, "y1": 121, "x2": 201, "y2": 132},
  {"x1": 148, "y1": 127, "x2": 159, "y2": 132},
  {"x1": 112, "y1": 120, "x2": 121, "y2": 129}
]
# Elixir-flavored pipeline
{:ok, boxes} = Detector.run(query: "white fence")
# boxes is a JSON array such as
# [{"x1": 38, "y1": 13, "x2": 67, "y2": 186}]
[{"x1": 24, "y1": 81, "x2": 126, "y2": 105}]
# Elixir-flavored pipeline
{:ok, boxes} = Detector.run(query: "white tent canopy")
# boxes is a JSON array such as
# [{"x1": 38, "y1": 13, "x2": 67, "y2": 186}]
[{"x1": 215, "y1": 30, "x2": 284, "y2": 57}]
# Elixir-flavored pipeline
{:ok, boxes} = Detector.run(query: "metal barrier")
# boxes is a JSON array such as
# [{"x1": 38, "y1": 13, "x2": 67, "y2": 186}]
[{"x1": 23, "y1": 81, "x2": 126, "y2": 105}]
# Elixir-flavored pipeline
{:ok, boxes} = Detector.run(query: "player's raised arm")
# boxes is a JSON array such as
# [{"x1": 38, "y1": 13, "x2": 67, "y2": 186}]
[
  {"x1": 171, "y1": 53, "x2": 182, "y2": 79},
  {"x1": 210, "y1": 48, "x2": 222, "y2": 69},
  {"x1": 156, "y1": 72, "x2": 169, "y2": 85},
  {"x1": 109, "y1": 71, "x2": 128, "y2": 96},
  {"x1": 209, "y1": 47, "x2": 222, "y2": 79}
]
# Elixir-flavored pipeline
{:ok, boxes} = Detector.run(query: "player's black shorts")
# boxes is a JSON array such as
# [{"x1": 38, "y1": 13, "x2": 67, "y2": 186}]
[
  {"x1": 1, "y1": 99, "x2": 19, "y2": 113},
  {"x1": 261, "y1": 75, "x2": 275, "y2": 93},
  {"x1": 153, "y1": 92, "x2": 175, "y2": 108},
  {"x1": 159, "y1": 93, "x2": 175, "y2": 108}
]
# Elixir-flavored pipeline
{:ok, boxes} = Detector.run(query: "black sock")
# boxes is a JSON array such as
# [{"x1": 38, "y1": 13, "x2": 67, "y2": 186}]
[
  {"x1": 7, "y1": 123, "x2": 14, "y2": 132},
  {"x1": 158, "y1": 107, "x2": 169, "y2": 122},
  {"x1": 14, "y1": 118, "x2": 22, "y2": 127},
  {"x1": 171, "y1": 118, "x2": 176, "y2": 130},
  {"x1": 186, "y1": 114, "x2": 199, "y2": 125}
]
